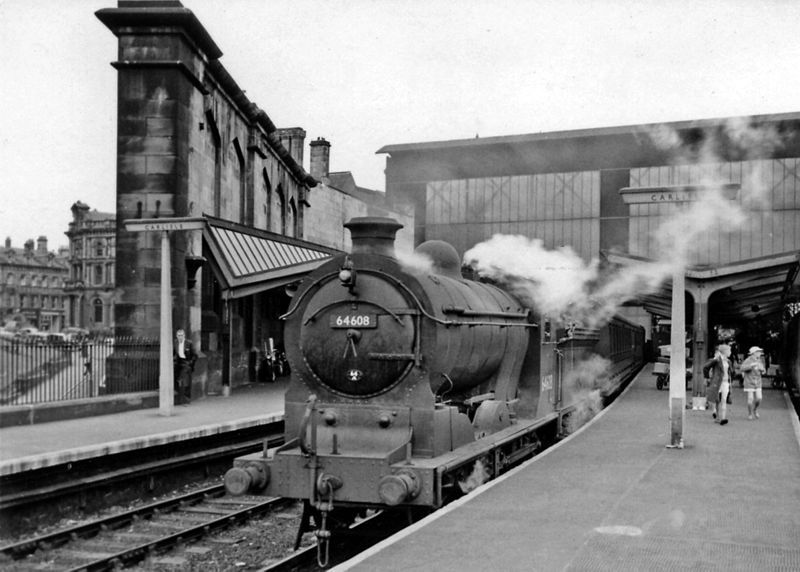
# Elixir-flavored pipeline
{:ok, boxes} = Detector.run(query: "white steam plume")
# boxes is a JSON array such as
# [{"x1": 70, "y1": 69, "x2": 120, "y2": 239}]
[
  {"x1": 395, "y1": 248, "x2": 435, "y2": 275},
  {"x1": 464, "y1": 235, "x2": 597, "y2": 319},
  {"x1": 457, "y1": 459, "x2": 490, "y2": 494},
  {"x1": 465, "y1": 117, "x2": 788, "y2": 328},
  {"x1": 464, "y1": 235, "x2": 670, "y2": 328},
  {"x1": 561, "y1": 355, "x2": 612, "y2": 433}
]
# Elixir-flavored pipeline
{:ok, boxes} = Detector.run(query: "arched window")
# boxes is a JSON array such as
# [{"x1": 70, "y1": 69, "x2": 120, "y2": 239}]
[
  {"x1": 20, "y1": 274, "x2": 28, "y2": 286},
  {"x1": 94, "y1": 265, "x2": 103, "y2": 286},
  {"x1": 206, "y1": 110, "x2": 222, "y2": 217},
  {"x1": 6, "y1": 273, "x2": 14, "y2": 286},
  {"x1": 233, "y1": 139, "x2": 249, "y2": 225},
  {"x1": 289, "y1": 198, "x2": 298, "y2": 238},
  {"x1": 263, "y1": 168, "x2": 272, "y2": 231},
  {"x1": 93, "y1": 299, "x2": 103, "y2": 324},
  {"x1": 95, "y1": 240, "x2": 104, "y2": 257},
  {"x1": 276, "y1": 183, "x2": 286, "y2": 235}
]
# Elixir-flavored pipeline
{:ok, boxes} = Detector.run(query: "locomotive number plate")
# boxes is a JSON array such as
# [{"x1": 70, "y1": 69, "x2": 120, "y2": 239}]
[{"x1": 330, "y1": 313, "x2": 377, "y2": 328}]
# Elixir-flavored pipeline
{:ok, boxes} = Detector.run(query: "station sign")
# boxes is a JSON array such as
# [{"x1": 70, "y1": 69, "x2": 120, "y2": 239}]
[
  {"x1": 619, "y1": 184, "x2": 739, "y2": 204},
  {"x1": 124, "y1": 217, "x2": 207, "y2": 233}
]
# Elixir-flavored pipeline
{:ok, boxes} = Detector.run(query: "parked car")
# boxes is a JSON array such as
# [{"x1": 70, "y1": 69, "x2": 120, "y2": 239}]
[
  {"x1": 26, "y1": 331, "x2": 50, "y2": 346},
  {"x1": 63, "y1": 327, "x2": 90, "y2": 342},
  {"x1": 47, "y1": 332, "x2": 69, "y2": 346}
]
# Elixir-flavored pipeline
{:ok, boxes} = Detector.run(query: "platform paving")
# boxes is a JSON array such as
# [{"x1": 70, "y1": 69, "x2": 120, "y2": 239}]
[
  {"x1": 335, "y1": 365, "x2": 800, "y2": 571},
  {"x1": 0, "y1": 381, "x2": 288, "y2": 474}
]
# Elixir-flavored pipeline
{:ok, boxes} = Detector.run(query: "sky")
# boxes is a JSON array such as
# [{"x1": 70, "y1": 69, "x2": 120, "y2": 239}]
[{"x1": 1, "y1": 0, "x2": 798, "y2": 250}]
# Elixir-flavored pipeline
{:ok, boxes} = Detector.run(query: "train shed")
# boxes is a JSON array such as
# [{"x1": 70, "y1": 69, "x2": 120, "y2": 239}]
[{"x1": 378, "y1": 113, "x2": 800, "y2": 391}]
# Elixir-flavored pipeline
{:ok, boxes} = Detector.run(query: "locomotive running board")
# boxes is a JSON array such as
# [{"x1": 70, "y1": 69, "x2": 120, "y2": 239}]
[
  {"x1": 394, "y1": 412, "x2": 560, "y2": 505},
  {"x1": 408, "y1": 413, "x2": 559, "y2": 475}
]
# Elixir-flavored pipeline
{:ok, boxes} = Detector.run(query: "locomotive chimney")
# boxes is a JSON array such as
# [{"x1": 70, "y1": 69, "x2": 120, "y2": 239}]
[{"x1": 344, "y1": 217, "x2": 403, "y2": 257}]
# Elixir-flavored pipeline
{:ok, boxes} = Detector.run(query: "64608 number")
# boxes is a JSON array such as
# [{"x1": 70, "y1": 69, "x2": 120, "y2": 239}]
[{"x1": 330, "y1": 313, "x2": 377, "y2": 328}]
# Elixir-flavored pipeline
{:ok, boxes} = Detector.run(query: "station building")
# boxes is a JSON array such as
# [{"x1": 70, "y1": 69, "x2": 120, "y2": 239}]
[
  {"x1": 0, "y1": 238, "x2": 69, "y2": 332},
  {"x1": 97, "y1": 2, "x2": 411, "y2": 397},
  {"x1": 379, "y1": 113, "x2": 800, "y2": 390},
  {"x1": 63, "y1": 201, "x2": 118, "y2": 336}
]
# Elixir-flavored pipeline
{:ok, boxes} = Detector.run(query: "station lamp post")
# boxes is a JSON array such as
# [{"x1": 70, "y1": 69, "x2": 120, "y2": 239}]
[{"x1": 123, "y1": 217, "x2": 206, "y2": 416}]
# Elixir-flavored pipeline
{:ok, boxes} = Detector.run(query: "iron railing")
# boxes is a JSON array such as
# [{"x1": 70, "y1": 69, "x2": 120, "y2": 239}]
[{"x1": 0, "y1": 337, "x2": 159, "y2": 406}]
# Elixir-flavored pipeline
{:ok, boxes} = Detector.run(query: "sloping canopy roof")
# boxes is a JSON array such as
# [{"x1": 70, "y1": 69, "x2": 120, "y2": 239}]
[
  {"x1": 203, "y1": 216, "x2": 340, "y2": 299},
  {"x1": 603, "y1": 250, "x2": 800, "y2": 322}
]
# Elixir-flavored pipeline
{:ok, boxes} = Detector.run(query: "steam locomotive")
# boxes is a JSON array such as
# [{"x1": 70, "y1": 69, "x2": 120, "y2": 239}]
[{"x1": 224, "y1": 217, "x2": 644, "y2": 550}]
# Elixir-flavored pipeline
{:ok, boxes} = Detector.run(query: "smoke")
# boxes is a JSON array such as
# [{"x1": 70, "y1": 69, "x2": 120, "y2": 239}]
[
  {"x1": 652, "y1": 190, "x2": 746, "y2": 265},
  {"x1": 642, "y1": 117, "x2": 786, "y2": 210},
  {"x1": 464, "y1": 235, "x2": 597, "y2": 319},
  {"x1": 464, "y1": 235, "x2": 671, "y2": 328},
  {"x1": 561, "y1": 354, "x2": 611, "y2": 433},
  {"x1": 563, "y1": 354, "x2": 613, "y2": 393},
  {"x1": 395, "y1": 248, "x2": 435, "y2": 274},
  {"x1": 457, "y1": 459, "x2": 490, "y2": 494},
  {"x1": 464, "y1": 117, "x2": 788, "y2": 328},
  {"x1": 643, "y1": 117, "x2": 787, "y2": 266}
]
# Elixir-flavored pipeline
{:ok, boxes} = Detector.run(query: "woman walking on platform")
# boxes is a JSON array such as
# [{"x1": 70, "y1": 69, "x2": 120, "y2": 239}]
[
  {"x1": 741, "y1": 346, "x2": 766, "y2": 420},
  {"x1": 703, "y1": 344, "x2": 733, "y2": 425}
]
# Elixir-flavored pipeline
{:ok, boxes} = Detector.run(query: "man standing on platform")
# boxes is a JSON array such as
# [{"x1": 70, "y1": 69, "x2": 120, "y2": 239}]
[
  {"x1": 741, "y1": 346, "x2": 766, "y2": 420},
  {"x1": 703, "y1": 343, "x2": 733, "y2": 425},
  {"x1": 173, "y1": 329, "x2": 196, "y2": 405}
]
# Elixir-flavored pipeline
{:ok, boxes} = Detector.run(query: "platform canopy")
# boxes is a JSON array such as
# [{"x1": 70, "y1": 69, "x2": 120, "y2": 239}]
[
  {"x1": 203, "y1": 216, "x2": 341, "y2": 300},
  {"x1": 602, "y1": 250, "x2": 800, "y2": 322}
]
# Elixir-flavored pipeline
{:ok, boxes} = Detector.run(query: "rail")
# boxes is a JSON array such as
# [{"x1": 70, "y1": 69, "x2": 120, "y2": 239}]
[{"x1": 0, "y1": 484, "x2": 287, "y2": 570}]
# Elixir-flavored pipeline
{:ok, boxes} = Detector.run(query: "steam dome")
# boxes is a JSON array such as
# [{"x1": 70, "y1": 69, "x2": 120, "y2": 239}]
[{"x1": 415, "y1": 240, "x2": 462, "y2": 278}]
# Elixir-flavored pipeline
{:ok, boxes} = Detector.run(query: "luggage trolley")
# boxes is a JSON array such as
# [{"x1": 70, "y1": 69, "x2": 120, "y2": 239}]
[{"x1": 653, "y1": 358, "x2": 693, "y2": 390}]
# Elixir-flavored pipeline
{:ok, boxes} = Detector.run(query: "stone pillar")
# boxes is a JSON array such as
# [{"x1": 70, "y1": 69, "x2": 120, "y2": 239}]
[
  {"x1": 669, "y1": 270, "x2": 686, "y2": 448},
  {"x1": 97, "y1": 3, "x2": 222, "y2": 338},
  {"x1": 691, "y1": 281, "x2": 711, "y2": 409}
]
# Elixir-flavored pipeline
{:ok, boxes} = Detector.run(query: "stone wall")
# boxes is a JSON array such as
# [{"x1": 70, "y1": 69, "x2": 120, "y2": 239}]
[
  {"x1": 303, "y1": 185, "x2": 415, "y2": 255},
  {"x1": 98, "y1": 3, "x2": 315, "y2": 341}
]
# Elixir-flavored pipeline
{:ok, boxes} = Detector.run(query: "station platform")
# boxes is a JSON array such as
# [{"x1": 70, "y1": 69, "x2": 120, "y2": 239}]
[
  {"x1": 0, "y1": 381, "x2": 288, "y2": 476},
  {"x1": 335, "y1": 365, "x2": 800, "y2": 571}
]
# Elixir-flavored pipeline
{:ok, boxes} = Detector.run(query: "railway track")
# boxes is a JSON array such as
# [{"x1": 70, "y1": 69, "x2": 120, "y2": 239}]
[
  {"x1": 0, "y1": 484, "x2": 293, "y2": 571},
  {"x1": 256, "y1": 509, "x2": 419, "y2": 572},
  {"x1": 0, "y1": 422, "x2": 284, "y2": 536}
]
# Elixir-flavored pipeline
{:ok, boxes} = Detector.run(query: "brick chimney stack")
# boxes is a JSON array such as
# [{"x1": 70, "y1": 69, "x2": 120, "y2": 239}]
[
  {"x1": 37, "y1": 236, "x2": 48, "y2": 254},
  {"x1": 309, "y1": 137, "x2": 331, "y2": 182},
  {"x1": 276, "y1": 127, "x2": 306, "y2": 166}
]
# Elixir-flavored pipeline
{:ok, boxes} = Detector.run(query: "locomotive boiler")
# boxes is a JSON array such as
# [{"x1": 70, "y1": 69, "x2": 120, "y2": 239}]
[{"x1": 225, "y1": 216, "x2": 644, "y2": 553}]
